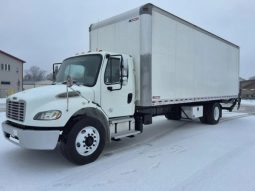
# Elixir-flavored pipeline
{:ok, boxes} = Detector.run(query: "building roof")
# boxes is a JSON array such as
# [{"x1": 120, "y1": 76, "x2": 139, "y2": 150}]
[{"x1": 0, "y1": 50, "x2": 26, "y2": 63}]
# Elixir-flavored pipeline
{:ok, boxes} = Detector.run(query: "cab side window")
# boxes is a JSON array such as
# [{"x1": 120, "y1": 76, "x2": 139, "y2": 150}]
[{"x1": 104, "y1": 58, "x2": 121, "y2": 84}]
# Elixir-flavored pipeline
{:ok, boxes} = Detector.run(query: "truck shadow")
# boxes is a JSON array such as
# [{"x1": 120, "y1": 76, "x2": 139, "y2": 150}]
[{"x1": 102, "y1": 118, "x2": 197, "y2": 157}]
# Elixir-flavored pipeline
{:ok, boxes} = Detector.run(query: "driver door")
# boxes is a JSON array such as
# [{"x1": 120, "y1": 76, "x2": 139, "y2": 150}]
[{"x1": 100, "y1": 55, "x2": 134, "y2": 118}]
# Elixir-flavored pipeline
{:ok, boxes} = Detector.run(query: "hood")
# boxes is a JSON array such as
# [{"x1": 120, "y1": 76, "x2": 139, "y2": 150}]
[{"x1": 8, "y1": 84, "x2": 94, "y2": 103}]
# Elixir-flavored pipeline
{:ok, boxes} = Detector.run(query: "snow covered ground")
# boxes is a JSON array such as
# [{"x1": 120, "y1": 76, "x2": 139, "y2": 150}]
[
  {"x1": 0, "y1": 104, "x2": 255, "y2": 191},
  {"x1": 0, "y1": 98, "x2": 6, "y2": 112},
  {"x1": 0, "y1": 98, "x2": 5, "y2": 103},
  {"x1": 242, "y1": 99, "x2": 255, "y2": 106}
]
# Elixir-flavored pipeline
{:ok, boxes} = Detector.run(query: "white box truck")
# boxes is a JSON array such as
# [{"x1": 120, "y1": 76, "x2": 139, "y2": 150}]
[{"x1": 2, "y1": 4, "x2": 240, "y2": 165}]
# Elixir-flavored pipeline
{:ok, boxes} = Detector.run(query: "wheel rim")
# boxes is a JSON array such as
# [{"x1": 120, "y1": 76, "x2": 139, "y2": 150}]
[
  {"x1": 75, "y1": 126, "x2": 100, "y2": 156},
  {"x1": 214, "y1": 105, "x2": 220, "y2": 121}
]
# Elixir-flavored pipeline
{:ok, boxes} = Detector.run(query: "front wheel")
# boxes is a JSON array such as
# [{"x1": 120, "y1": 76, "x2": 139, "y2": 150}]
[{"x1": 61, "y1": 117, "x2": 106, "y2": 165}]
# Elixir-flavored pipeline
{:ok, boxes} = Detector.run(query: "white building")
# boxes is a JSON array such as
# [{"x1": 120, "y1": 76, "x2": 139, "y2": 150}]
[{"x1": 0, "y1": 50, "x2": 25, "y2": 98}]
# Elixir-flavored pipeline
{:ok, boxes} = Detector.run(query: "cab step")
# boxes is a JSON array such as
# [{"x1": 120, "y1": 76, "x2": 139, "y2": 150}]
[
  {"x1": 112, "y1": 130, "x2": 141, "y2": 140},
  {"x1": 110, "y1": 116, "x2": 140, "y2": 141}
]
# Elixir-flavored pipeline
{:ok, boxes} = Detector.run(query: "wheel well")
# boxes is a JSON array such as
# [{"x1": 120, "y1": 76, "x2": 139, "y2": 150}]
[{"x1": 62, "y1": 108, "x2": 110, "y2": 143}]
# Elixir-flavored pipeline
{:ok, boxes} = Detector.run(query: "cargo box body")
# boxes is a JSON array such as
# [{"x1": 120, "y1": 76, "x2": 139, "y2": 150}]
[{"x1": 90, "y1": 4, "x2": 240, "y2": 107}]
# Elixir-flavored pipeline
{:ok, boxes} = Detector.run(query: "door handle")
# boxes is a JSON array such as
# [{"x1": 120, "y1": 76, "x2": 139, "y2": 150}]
[
  {"x1": 127, "y1": 93, "x2": 133, "y2": 104},
  {"x1": 107, "y1": 86, "x2": 113, "y2": 91}
]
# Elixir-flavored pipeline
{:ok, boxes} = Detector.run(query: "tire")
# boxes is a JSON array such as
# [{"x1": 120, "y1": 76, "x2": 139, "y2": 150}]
[
  {"x1": 60, "y1": 117, "x2": 106, "y2": 165},
  {"x1": 199, "y1": 116, "x2": 207, "y2": 123},
  {"x1": 200, "y1": 103, "x2": 221, "y2": 125},
  {"x1": 199, "y1": 104, "x2": 209, "y2": 124},
  {"x1": 165, "y1": 107, "x2": 181, "y2": 120}
]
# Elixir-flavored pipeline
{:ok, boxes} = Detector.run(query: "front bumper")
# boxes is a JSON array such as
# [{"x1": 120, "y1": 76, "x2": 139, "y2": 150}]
[{"x1": 2, "y1": 121, "x2": 60, "y2": 150}]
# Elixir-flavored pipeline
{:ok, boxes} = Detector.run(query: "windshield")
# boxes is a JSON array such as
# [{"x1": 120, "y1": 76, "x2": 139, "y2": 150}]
[{"x1": 56, "y1": 54, "x2": 102, "y2": 86}]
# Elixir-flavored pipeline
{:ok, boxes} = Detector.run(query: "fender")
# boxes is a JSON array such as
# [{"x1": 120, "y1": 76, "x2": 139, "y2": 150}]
[{"x1": 70, "y1": 107, "x2": 110, "y2": 143}]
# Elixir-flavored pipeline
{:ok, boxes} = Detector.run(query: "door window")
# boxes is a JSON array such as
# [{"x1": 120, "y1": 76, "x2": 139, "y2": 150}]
[{"x1": 104, "y1": 58, "x2": 121, "y2": 84}]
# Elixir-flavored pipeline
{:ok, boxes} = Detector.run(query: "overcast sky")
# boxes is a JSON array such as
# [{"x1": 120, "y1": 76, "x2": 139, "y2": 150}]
[{"x1": 0, "y1": 0, "x2": 254, "y2": 79}]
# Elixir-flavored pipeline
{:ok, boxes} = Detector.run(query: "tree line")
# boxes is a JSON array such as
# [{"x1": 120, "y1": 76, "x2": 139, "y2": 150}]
[{"x1": 23, "y1": 66, "x2": 53, "y2": 81}]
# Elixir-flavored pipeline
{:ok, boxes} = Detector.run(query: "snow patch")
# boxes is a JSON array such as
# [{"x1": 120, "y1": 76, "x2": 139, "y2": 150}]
[
  {"x1": 0, "y1": 98, "x2": 6, "y2": 104},
  {"x1": 0, "y1": 98, "x2": 6, "y2": 111},
  {"x1": 241, "y1": 99, "x2": 255, "y2": 106}
]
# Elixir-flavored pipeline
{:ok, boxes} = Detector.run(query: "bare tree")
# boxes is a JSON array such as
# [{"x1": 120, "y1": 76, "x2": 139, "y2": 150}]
[
  {"x1": 46, "y1": 73, "x2": 53, "y2": 81},
  {"x1": 25, "y1": 66, "x2": 46, "y2": 81}
]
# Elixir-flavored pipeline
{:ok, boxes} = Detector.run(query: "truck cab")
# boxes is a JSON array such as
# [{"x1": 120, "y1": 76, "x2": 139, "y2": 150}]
[
  {"x1": 55, "y1": 52, "x2": 135, "y2": 118},
  {"x1": 2, "y1": 51, "x2": 137, "y2": 164}
]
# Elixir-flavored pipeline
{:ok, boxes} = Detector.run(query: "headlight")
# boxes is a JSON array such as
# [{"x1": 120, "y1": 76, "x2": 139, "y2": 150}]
[{"x1": 34, "y1": 110, "x2": 62, "y2": 120}]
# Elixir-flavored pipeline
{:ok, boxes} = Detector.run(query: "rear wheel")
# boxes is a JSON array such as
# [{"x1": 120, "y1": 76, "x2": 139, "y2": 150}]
[
  {"x1": 199, "y1": 115, "x2": 207, "y2": 123},
  {"x1": 165, "y1": 107, "x2": 181, "y2": 120},
  {"x1": 200, "y1": 103, "x2": 221, "y2": 125},
  {"x1": 60, "y1": 117, "x2": 106, "y2": 165}
]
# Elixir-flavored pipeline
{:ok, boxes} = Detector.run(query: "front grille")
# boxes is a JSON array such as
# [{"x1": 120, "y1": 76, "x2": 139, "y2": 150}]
[{"x1": 7, "y1": 100, "x2": 26, "y2": 122}]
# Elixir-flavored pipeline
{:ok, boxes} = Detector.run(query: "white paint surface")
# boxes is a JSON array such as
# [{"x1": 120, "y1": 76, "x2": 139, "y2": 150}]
[{"x1": 151, "y1": 10, "x2": 239, "y2": 100}]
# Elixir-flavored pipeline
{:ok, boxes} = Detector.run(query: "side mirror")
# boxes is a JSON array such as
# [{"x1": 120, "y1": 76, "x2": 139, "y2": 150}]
[
  {"x1": 121, "y1": 58, "x2": 128, "y2": 86},
  {"x1": 53, "y1": 63, "x2": 62, "y2": 81}
]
